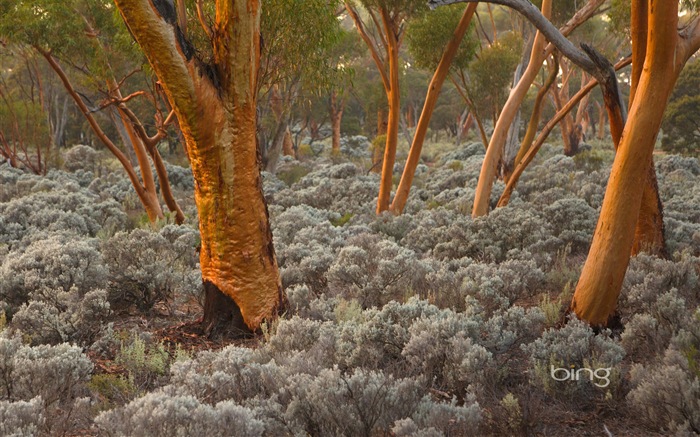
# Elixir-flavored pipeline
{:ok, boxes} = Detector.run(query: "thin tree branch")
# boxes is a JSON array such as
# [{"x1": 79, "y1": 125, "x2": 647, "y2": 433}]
[{"x1": 344, "y1": 2, "x2": 390, "y2": 91}]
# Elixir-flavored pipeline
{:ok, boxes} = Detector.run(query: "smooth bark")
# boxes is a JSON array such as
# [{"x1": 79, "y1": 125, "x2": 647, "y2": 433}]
[
  {"x1": 471, "y1": 0, "x2": 551, "y2": 217},
  {"x1": 390, "y1": 3, "x2": 478, "y2": 214},
  {"x1": 571, "y1": 0, "x2": 688, "y2": 326}
]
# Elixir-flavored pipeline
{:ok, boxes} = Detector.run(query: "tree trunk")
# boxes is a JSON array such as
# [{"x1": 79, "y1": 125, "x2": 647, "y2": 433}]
[
  {"x1": 471, "y1": 0, "x2": 552, "y2": 218},
  {"x1": 115, "y1": 0, "x2": 285, "y2": 333},
  {"x1": 265, "y1": 114, "x2": 289, "y2": 173},
  {"x1": 596, "y1": 101, "x2": 606, "y2": 139},
  {"x1": 377, "y1": 12, "x2": 401, "y2": 214},
  {"x1": 627, "y1": 0, "x2": 667, "y2": 258},
  {"x1": 282, "y1": 128, "x2": 294, "y2": 157},
  {"x1": 390, "y1": 4, "x2": 477, "y2": 214},
  {"x1": 570, "y1": 0, "x2": 681, "y2": 326},
  {"x1": 330, "y1": 91, "x2": 344, "y2": 155}
]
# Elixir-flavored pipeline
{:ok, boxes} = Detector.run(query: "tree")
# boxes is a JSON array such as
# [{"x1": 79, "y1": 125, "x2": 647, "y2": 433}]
[
  {"x1": 431, "y1": 0, "x2": 700, "y2": 326},
  {"x1": 571, "y1": 0, "x2": 700, "y2": 325},
  {"x1": 0, "y1": 47, "x2": 52, "y2": 174},
  {"x1": 0, "y1": 0, "x2": 185, "y2": 223},
  {"x1": 468, "y1": 0, "x2": 605, "y2": 218},
  {"x1": 113, "y1": 0, "x2": 285, "y2": 334},
  {"x1": 390, "y1": 3, "x2": 478, "y2": 214},
  {"x1": 345, "y1": 0, "x2": 427, "y2": 214},
  {"x1": 258, "y1": 0, "x2": 341, "y2": 172}
]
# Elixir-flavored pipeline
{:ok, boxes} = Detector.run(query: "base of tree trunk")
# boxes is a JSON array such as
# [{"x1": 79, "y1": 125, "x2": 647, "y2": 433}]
[
  {"x1": 563, "y1": 303, "x2": 624, "y2": 333},
  {"x1": 201, "y1": 281, "x2": 252, "y2": 339}
]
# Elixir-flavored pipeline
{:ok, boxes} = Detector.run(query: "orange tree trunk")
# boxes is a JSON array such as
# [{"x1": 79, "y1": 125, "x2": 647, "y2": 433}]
[
  {"x1": 377, "y1": 10, "x2": 401, "y2": 214},
  {"x1": 390, "y1": 4, "x2": 478, "y2": 215},
  {"x1": 570, "y1": 0, "x2": 682, "y2": 326},
  {"x1": 628, "y1": 0, "x2": 666, "y2": 257},
  {"x1": 115, "y1": 0, "x2": 284, "y2": 333}
]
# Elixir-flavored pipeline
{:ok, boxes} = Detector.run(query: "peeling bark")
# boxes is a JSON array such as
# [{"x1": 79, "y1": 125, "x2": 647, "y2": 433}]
[{"x1": 116, "y1": 0, "x2": 285, "y2": 332}]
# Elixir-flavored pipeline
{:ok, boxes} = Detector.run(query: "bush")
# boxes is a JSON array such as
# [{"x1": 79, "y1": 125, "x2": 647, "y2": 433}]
[
  {"x1": 102, "y1": 226, "x2": 201, "y2": 312},
  {"x1": 0, "y1": 335, "x2": 93, "y2": 435},
  {"x1": 95, "y1": 393, "x2": 265, "y2": 437},
  {"x1": 327, "y1": 233, "x2": 426, "y2": 308},
  {"x1": 63, "y1": 145, "x2": 99, "y2": 173},
  {"x1": 11, "y1": 288, "x2": 111, "y2": 346},
  {"x1": 0, "y1": 234, "x2": 107, "y2": 315}
]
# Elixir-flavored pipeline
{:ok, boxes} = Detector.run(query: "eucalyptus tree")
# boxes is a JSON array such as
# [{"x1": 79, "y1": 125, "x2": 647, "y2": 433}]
[
  {"x1": 344, "y1": 0, "x2": 428, "y2": 214},
  {"x1": 111, "y1": 0, "x2": 288, "y2": 334},
  {"x1": 431, "y1": 0, "x2": 700, "y2": 327},
  {"x1": 258, "y1": 0, "x2": 342, "y2": 172},
  {"x1": 389, "y1": 3, "x2": 479, "y2": 214}
]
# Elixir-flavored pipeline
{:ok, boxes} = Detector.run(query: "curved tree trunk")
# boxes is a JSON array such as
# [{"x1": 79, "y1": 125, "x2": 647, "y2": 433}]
[
  {"x1": 570, "y1": 0, "x2": 682, "y2": 326},
  {"x1": 390, "y1": 4, "x2": 477, "y2": 214}
]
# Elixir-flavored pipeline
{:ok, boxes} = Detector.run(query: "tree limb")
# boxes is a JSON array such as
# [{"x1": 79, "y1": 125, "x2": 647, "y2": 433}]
[{"x1": 345, "y1": 2, "x2": 390, "y2": 91}]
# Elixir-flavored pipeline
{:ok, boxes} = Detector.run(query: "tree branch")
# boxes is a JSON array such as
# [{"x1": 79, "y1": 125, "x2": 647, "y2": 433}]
[
  {"x1": 428, "y1": 0, "x2": 608, "y2": 80},
  {"x1": 196, "y1": 0, "x2": 213, "y2": 38},
  {"x1": 498, "y1": 56, "x2": 632, "y2": 207},
  {"x1": 344, "y1": 2, "x2": 390, "y2": 91}
]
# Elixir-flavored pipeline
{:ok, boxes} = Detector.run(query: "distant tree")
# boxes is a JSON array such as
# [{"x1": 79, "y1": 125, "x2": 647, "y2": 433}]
[
  {"x1": 344, "y1": 0, "x2": 427, "y2": 213},
  {"x1": 662, "y1": 57, "x2": 700, "y2": 156},
  {"x1": 0, "y1": 0, "x2": 184, "y2": 223},
  {"x1": 258, "y1": 0, "x2": 341, "y2": 172},
  {"x1": 0, "y1": 47, "x2": 52, "y2": 174}
]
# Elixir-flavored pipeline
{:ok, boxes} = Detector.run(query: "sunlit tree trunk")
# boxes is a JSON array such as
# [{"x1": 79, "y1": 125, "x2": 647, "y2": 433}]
[
  {"x1": 390, "y1": 4, "x2": 477, "y2": 214},
  {"x1": 376, "y1": 9, "x2": 401, "y2": 213},
  {"x1": 571, "y1": 0, "x2": 697, "y2": 326},
  {"x1": 115, "y1": 0, "x2": 285, "y2": 333},
  {"x1": 628, "y1": 0, "x2": 666, "y2": 258}
]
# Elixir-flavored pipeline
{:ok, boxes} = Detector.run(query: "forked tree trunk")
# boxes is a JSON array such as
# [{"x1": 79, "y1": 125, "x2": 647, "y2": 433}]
[
  {"x1": 390, "y1": 4, "x2": 477, "y2": 214},
  {"x1": 115, "y1": 0, "x2": 285, "y2": 333},
  {"x1": 570, "y1": 0, "x2": 685, "y2": 326}
]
